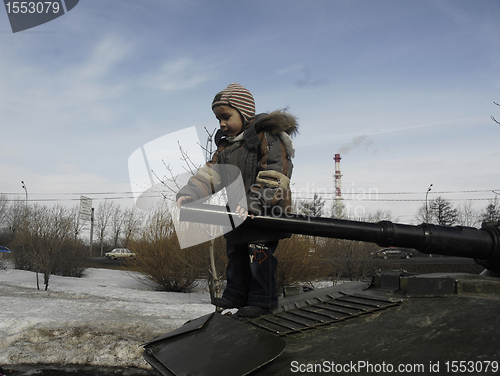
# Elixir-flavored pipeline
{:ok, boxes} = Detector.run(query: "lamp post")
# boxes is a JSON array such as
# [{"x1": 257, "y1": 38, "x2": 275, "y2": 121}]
[
  {"x1": 425, "y1": 184, "x2": 433, "y2": 257},
  {"x1": 21, "y1": 180, "x2": 36, "y2": 287},
  {"x1": 425, "y1": 184, "x2": 433, "y2": 223},
  {"x1": 21, "y1": 181, "x2": 28, "y2": 214}
]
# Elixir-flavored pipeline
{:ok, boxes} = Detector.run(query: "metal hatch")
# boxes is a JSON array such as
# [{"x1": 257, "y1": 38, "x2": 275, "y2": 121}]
[{"x1": 249, "y1": 292, "x2": 401, "y2": 336}]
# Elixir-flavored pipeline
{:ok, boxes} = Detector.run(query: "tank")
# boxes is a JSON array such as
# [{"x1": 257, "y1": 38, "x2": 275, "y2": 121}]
[{"x1": 142, "y1": 204, "x2": 500, "y2": 376}]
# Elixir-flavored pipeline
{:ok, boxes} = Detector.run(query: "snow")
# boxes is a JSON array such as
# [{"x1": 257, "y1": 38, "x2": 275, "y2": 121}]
[{"x1": 0, "y1": 264, "x2": 214, "y2": 369}]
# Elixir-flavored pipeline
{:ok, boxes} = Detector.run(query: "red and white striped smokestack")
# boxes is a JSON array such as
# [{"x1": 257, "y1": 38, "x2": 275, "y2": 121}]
[{"x1": 334, "y1": 153, "x2": 342, "y2": 198}]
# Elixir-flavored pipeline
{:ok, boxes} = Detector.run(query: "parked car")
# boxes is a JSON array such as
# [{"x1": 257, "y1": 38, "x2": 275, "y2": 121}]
[
  {"x1": 374, "y1": 248, "x2": 413, "y2": 259},
  {"x1": 0, "y1": 246, "x2": 11, "y2": 261},
  {"x1": 104, "y1": 248, "x2": 136, "y2": 260}
]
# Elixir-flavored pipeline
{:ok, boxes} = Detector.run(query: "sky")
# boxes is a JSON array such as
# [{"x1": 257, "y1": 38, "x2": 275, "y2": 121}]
[{"x1": 1, "y1": 0, "x2": 500, "y2": 224}]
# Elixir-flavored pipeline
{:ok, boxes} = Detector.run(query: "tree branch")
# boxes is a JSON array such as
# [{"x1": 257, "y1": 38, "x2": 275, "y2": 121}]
[{"x1": 491, "y1": 102, "x2": 500, "y2": 125}]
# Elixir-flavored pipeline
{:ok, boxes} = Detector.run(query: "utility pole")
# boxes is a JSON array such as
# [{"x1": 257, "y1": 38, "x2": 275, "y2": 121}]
[{"x1": 89, "y1": 208, "x2": 95, "y2": 257}]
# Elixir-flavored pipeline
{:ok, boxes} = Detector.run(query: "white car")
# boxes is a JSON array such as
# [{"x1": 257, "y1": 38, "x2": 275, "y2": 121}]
[{"x1": 104, "y1": 248, "x2": 136, "y2": 260}]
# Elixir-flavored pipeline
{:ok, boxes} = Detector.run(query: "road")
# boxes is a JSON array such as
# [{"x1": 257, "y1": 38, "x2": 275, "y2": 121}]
[
  {"x1": 380, "y1": 256, "x2": 478, "y2": 264},
  {"x1": 88, "y1": 257, "x2": 135, "y2": 270}
]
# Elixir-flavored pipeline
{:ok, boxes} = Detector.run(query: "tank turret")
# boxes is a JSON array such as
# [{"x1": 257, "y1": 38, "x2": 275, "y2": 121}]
[
  {"x1": 141, "y1": 203, "x2": 500, "y2": 376},
  {"x1": 179, "y1": 203, "x2": 500, "y2": 274}
]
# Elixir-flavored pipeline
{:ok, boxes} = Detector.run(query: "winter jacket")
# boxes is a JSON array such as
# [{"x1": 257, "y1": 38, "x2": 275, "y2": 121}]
[{"x1": 177, "y1": 110, "x2": 298, "y2": 243}]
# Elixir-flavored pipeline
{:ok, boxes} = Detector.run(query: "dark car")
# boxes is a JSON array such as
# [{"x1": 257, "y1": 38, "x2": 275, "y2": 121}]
[{"x1": 374, "y1": 248, "x2": 413, "y2": 259}]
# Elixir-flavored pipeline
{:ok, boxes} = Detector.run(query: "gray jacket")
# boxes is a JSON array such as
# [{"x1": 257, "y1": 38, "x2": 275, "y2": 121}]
[{"x1": 177, "y1": 110, "x2": 298, "y2": 243}]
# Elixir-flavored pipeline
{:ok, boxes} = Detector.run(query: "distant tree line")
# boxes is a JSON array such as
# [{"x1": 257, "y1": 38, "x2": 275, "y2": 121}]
[{"x1": 415, "y1": 196, "x2": 500, "y2": 227}]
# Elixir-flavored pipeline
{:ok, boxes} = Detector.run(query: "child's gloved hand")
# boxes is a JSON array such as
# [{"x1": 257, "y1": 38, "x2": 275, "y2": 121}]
[
  {"x1": 177, "y1": 196, "x2": 192, "y2": 207},
  {"x1": 235, "y1": 205, "x2": 254, "y2": 220}
]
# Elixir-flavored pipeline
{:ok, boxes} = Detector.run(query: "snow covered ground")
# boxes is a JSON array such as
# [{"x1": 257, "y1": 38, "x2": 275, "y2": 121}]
[{"x1": 0, "y1": 264, "x2": 214, "y2": 370}]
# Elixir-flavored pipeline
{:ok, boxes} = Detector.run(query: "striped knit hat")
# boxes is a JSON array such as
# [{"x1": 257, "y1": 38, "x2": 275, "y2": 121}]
[{"x1": 212, "y1": 83, "x2": 255, "y2": 124}]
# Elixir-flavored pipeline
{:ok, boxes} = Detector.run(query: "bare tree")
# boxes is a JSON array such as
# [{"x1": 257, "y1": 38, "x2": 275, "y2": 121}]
[
  {"x1": 364, "y1": 209, "x2": 394, "y2": 222},
  {"x1": 491, "y1": 102, "x2": 500, "y2": 125},
  {"x1": 151, "y1": 128, "x2": 227, "y2": 299},
  {"x1": 110, "y1": 205, "x2": 124, "y2": 248},
  {"x1": 94, "y1": 200, "x2": 116, "y2": 256},
  {"x1": 415, "y1": 204, "x2": 429, "y2": 224},
  {"x1": 0, "y1": 194, "x2": 9, "y2": 229},
  {"x1": 457, "y1": 201, "x2": 480, "y2": 227},
  {"x1": 197, "y1": 128, "x2": 226, "y2": 300},
  {"x1": 6, "y1": 200, "x2": 26, "y2": 244},
  {"x1": 69, "y1": 206, "x2": 86, "y2": 242},
  {"x1": 122, "y1": 206, "x2": 144, "y2": 248},
  {"x1": 14, "y1": 204, "x2": 73, "y2": 290}
]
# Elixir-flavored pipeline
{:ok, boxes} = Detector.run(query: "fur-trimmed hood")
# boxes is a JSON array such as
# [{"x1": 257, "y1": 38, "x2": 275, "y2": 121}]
[
  {"x1": 253, "y1": 110, "x2": 298, "y2": 158},
  {"x1": 254, "y1": 109, "x2": 299, "y2": 137},
  {"x1": 215, "y1": 109, "x2": 298, "y2": 158}
]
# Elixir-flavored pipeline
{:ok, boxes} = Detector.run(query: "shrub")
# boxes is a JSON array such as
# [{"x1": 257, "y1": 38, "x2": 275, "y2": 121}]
[
  {"x1": 274, "y1": 235, "x2": 324, "y2": 291},
  {"x1": 10, "y1": 204, "x2": 86, "y2": 290},
  {"x1": 53, "y1": 241, "x2": 89, "y2": 278},
  {"x1": 317, "y1": 238, "x2": 378, "y2": 283},
  {"x1": 129, "y1": 205, "x2": 207, "y2": 292}
]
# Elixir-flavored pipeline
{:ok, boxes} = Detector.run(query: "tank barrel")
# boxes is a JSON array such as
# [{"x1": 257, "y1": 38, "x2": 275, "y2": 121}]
[{"x1": 179, "y1": 204, "x2": 500, "y2": 273}]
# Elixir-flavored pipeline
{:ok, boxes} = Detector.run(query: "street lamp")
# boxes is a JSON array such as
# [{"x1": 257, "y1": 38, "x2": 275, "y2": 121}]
[
  {"x1": 21, "y1": 181, "x2": 28, "y2": 213},
  {"x1": 425, "y1": 183, "x2": 433, "y2": 223}
]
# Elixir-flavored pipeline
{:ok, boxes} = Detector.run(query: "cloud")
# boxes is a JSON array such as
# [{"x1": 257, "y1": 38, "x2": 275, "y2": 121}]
[
  {"x1": 76, "y1": 35, "x2": 131, "y2": 81},
  {"x1": 276, "y1": 64, "x2": 329, "y2": 88},
  {"x1": 294, "y1": 66, "x2": 329, "y2": 89},
  {"x1": 0, "y1": 34, "x2": 131, "y2": 127},
  {"x1": 338, "y1": 135, "x2": 374, "y2": 154},
  {"x1": 147, "y1": 58, "x2": 215, "y2": 92}
]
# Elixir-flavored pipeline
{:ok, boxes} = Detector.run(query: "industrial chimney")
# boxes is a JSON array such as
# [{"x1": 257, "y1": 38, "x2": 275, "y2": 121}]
[{"x1": 333, "y1": 154, "x2": 344, "y2": 217}]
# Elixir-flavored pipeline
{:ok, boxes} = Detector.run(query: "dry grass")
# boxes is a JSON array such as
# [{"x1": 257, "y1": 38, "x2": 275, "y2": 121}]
[{"x1": 274, "y1": 235, "x2": 325, "y2": 290}]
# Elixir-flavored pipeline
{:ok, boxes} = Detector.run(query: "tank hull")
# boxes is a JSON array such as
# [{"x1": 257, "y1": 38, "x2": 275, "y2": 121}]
[
  {"x1": 261, "y1": 276, "x2": 500, "y2": 375},
  {"x1": 143, "y1": 273, "x2": 500, "y2": 376}
]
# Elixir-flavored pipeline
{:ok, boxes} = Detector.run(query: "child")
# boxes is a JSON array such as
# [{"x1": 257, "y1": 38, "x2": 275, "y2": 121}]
[{"x1": 177, "y1": 83, "x2": 298, "y2": 318}]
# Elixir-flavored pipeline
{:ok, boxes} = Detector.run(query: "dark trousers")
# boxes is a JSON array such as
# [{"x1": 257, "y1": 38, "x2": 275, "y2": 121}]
[{"x1": 222, "y1": 240, "x2": 279, "y2": 309}]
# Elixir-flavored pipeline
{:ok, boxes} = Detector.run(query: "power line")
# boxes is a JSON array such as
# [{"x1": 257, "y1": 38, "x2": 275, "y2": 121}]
[
  {"x1": 1, "y1": 191, "x2": 137, "y2": 196},
  {"x1": 294, "y1": 189, "x2": 500, "y2": 196},
  {"x1": 1, "y1": 188, "x2": 499, "y2": 204},
  {"x1": 2, "y1": 188, "x2": 499, "y2": 197},
  {"x1": 296, "y1": 197, "x2": 494, "y2": 203}
]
